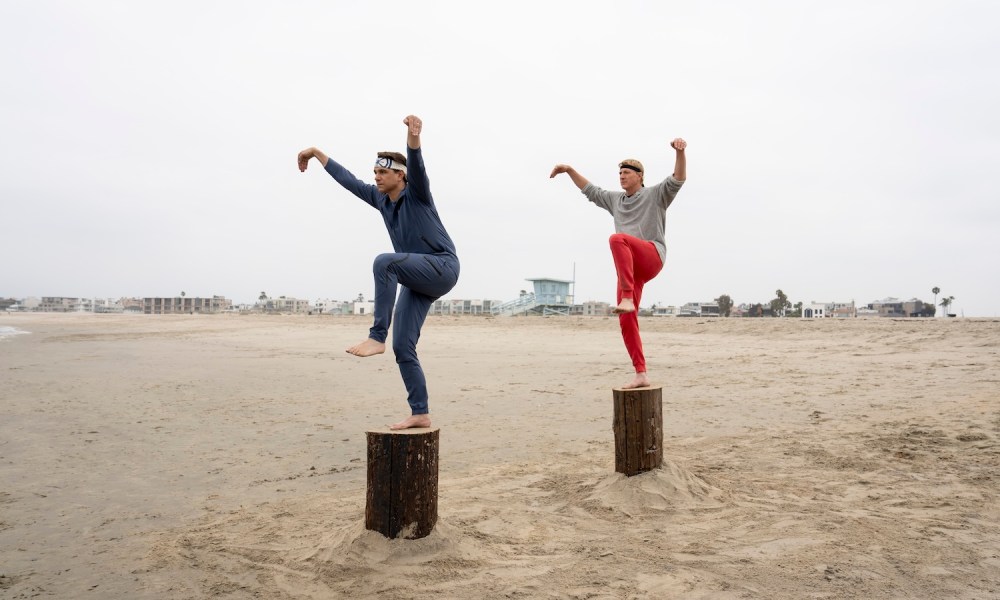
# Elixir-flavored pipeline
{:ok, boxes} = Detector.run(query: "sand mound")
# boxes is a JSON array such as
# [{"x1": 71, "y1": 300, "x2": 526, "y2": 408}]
[{"x1": 588, "y1": 460, "x2": 727, "y2": 515}]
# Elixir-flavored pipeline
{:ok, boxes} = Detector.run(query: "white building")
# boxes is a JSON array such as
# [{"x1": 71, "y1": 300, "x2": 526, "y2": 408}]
[{"x1": 802, "y1": 301, "x2": 856, "y2": 318}]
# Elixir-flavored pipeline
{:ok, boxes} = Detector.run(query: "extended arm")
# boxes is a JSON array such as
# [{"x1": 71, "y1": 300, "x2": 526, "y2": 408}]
[
  {"x1": 404, "y1": 115, "x2": 421, "y2": 149},
  {"x1": 403, "y1": 115, "x2": 433, "y2": 203},
  {"x1": 549, "y1": 164, "x2": 590, "y2": 190},
  {"x1": 670, "y1": 138, "x2": 687, "y2": 181},
  {"x1": 298, "y1": 145, "x2": 379, "y2": 207},
  {"x1": 297, "y1": 147, "x2": 329, "y2": 172}
]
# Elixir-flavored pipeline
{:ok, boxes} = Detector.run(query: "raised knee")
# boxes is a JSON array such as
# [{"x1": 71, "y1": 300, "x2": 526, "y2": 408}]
[
  {"x1": 609, "y1": 233, "x2": 627, "y2": 246},
  {"x1": 373, "y1": 253, "x2": 401, "y2": 273}
]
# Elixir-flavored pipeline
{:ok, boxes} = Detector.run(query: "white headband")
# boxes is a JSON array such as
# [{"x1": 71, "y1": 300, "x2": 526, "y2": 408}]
[{"x1": 374, "y1": 156, "x2": 407, "y2": 174}]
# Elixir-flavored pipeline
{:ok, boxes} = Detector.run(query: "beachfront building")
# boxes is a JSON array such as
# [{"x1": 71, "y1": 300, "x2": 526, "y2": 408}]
[
  {"x1": 36, "y1": 297, "x2": 82, "y2": 312},
  {"x1": 92, "y1": 297, "x2": 137, "y2": 313},
  {"x1": 902, "y1": 298, "x2": 935, "y2": 317},
  {"x1": 859, "y1": 297, "x2": 933, "y2": 318},
  {"x1": 582, "y1": 300, "x2": 613, "y2": 316},
  {"x1": 802, "y1": 302, "x2": 829, "y2": 318},
  {"x1": 120, "y1": 298, "x2": 144, "y2": 313},
  {"x1": 867, "y1": 297, "x2": 906, "y2": 317},
  {"x1": 270, "y1": 296, "x2": 311, "y2": 314},
  {"x1": 312, "y1": 298, "x2": 353, "y2": 315},
  {"x1": 33, "y1": 296, "x2": 125, "y2": 312},
  {"x1": 801, "y1": 300, "x2": 857, "y2": 318},
  {"x1": 651, "y1": 304, "x2": 680, "y2": 317},
  {"x1": 829, "y1": 301, "x2": 857, "y2": 318},
  {"x1": 737, "y1": 303, "x2": 774, "y2": 317},
  {"x1": 143, "y1": 296, "x2": 233, "y2": 314},
  {"x1": 429, "y1": 298, "x2": 502, "y2": 316},
  {"x1": 678, "y1": 301, "x2": 719, "y2": 317},
  {"x1": 679, "y1": 302, "x2": 700, "y2": 317},
  {"x1": 254, "y1": 295, "x2": 312, "y2": 314},
  {"x1": 353, "y1": 299, "x2": 374, "y2": 315}
]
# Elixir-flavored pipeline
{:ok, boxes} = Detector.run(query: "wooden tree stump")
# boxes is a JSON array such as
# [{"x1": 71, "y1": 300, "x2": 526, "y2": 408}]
[
  {"x1": 365, "y1": 427, "x2": 439, "y2": 539},
  {"x1": 612, "y1": 386, "x2": 663, "y2": 476}
]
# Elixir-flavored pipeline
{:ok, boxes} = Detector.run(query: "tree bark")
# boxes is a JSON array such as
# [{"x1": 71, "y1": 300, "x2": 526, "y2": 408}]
[
  {"x1": 612, "y1": 386, "x2": 663, "y2": 476},
  {"x1": 365, "y1": 427, "x2": 439, "y2": 539}
]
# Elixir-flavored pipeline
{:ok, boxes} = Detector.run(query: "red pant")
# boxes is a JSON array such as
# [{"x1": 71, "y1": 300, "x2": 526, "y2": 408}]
[{"x1": 609, "y1": 233, "x2": 663, "y2": 373}]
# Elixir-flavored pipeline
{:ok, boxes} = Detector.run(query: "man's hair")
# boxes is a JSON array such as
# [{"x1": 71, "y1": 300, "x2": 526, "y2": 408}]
[{"x1": 377, "y1": 151, "x2": 407, "y2": 182}]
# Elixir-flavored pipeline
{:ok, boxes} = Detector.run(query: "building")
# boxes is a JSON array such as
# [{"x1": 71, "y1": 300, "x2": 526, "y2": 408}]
[
  {"x1": 902, "y1": 298, "x2": 935, "y2": 317},
  {"x1": 582, "y1": 300, "x2": 613, "y2": 316},
  {"x1": 650, "y1": 305, "x2": 679, "y2": 317},
  {"x1": 802, "y1": 301, "x2": 856, "y2": 319},
  {"x1": 678, "y1": 301, "x2": 719, "y2": 317},
  {"x1": 352, "y1": 300, "x2": 374, "y2": 315},
  {"x1": 269, "y1": 296, "x2": 311, "y2": 314},
  {"x1": 864, "y1": 297, "x2": 936, "y2": 317},
  {"x1": 802, "y1": 302, "x2": 829, "y2": 318},
  {"x1": 37, "y1": 297, "x2": 81, "y2": 312},
  {"x1": 313, "y1": 298, "x2": 352, "y2": 315},
  {"x1": 429, "y1": 298, "x2": 502, "y2": 316},
  {"x1": 143, "y1": 296, "x2": 233, "y2": 314}
]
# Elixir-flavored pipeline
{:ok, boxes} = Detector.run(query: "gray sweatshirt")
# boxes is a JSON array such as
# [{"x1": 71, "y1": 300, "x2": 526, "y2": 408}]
[{"x1": 582, "y1": 176, "x2": 684, "y2": 263}]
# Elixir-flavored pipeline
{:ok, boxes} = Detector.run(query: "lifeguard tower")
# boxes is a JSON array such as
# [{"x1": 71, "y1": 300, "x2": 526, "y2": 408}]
[{"x1": 491, "y1": 277, "x2": 574, "y2": 316}]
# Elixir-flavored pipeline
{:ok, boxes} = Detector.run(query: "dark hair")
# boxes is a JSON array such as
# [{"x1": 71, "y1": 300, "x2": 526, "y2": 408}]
[
  {"x1": 377, "y1": 151, "x2": 406, "y2": 182},
  {"x1": 377, "y1": 151, "x2": 406, "y2": 166}
]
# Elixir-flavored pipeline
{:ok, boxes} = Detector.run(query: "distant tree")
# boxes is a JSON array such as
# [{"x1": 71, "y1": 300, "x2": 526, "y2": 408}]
[
  {"x1": 770, "y1": 289, "x2": 791, "y2": 317},
  {"x1": 181, "y1": 291, "x2": 186, "y2": 298},
  {"x1": 715, "y1": 294, "x2": 733, "y2": 317},
  {"x1": 259, "y1": 291, "x2": 267, "y2": 301},
  {"x1": 940, "y1": 295, "x2": 955, "y2": 315},
  {"x1": 931, "y1": 286, "x2": 940, "y2": 316},
  {"x1": 789, "y1": 301, "x2": 803, "y2": 318}
]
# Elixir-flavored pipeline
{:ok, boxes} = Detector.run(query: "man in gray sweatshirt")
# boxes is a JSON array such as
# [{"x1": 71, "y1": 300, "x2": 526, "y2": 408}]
[{"x1": 550, "y1": 138, "x2": 687, "y2": 389}]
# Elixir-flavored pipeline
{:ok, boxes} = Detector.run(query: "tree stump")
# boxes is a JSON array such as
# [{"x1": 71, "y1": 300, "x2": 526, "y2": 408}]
[
  {"x1": 612, "y1": 386, "x2": 663, "y2": 476},
  {"x1": 365, "y1": 427, "x2": 439, "y2": 539}
]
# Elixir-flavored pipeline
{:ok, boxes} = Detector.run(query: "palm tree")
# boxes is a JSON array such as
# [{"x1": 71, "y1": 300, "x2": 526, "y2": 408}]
[
  {"x1": 939, "y1": 295, "x2": 955, "y2": 316},
  {"x1": 931, "y1": 286, "x2": 940, "y2": 316}
]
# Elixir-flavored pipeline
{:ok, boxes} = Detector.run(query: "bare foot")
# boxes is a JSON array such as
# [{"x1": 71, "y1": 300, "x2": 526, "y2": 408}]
[
  {"x1": 346, "y1": 338, "x2": 385, "y2": 357},
  {"x1": 389, "y1": 414, "x2": 431, "y2": 430},
  {"x1": 613, "y1": 298, "x2": 636, "y2": 314},
  {"x1": 621, "y1": 372, "x2": 651, "y2": 389}
]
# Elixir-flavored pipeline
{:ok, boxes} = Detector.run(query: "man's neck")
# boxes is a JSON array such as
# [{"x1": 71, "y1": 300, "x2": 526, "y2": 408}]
[{"x1": 388, "y1": 185, "x2": 406, "y2": 202}]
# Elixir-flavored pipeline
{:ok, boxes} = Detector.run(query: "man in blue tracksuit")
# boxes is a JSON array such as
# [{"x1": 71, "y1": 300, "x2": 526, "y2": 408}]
[{"x1": 297, "y1": 115, "x2": 459, "y2": 430}]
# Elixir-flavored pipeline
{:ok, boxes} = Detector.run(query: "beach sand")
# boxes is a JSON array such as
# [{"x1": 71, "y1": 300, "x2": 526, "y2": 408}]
[{"x1": 1, "y1": 313, "x2": 998, "y2": 599}]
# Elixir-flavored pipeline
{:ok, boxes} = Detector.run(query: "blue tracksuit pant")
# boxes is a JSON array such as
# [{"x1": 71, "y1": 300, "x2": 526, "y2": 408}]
[{"x1": 368, "y1": 251, "x2": 459, "y2": 415}]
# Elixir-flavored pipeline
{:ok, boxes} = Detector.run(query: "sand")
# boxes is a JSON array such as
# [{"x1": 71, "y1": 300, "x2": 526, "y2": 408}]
[{"x1": 1, "y1": 313, "x2": 998, "y2": 599}]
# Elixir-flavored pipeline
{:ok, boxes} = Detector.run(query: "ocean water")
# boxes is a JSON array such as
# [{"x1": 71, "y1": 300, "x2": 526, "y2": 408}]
[{"x1": 0, "y1": 326, "x2": 30, "y2": 340}]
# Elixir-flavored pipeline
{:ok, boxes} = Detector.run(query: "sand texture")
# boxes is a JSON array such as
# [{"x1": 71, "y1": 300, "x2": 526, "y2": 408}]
[{"x1": 1, "y1": 313, "x2": 998, "y2": 599}]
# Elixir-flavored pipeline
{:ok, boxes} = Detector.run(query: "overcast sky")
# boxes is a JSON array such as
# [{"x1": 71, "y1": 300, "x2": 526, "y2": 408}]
[{"x1": 3, "y1": 1, "x2": 998, "y2": 315}]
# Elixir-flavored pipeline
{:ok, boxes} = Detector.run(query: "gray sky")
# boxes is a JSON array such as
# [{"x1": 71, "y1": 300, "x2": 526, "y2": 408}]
[{"x1": 3, "y1": 1, "x2": 998, "y2": 315}]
